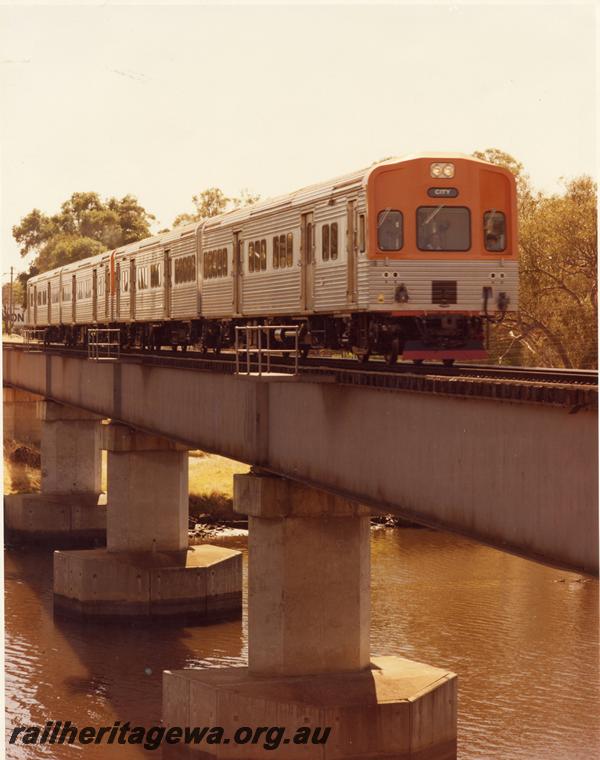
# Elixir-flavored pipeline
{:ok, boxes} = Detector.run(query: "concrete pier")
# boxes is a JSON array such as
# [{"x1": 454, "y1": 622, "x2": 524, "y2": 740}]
[
  {"x1": 4, "y1": 400, "x2": 107, "y2": 546},
  {"x1": 3, "y1": 387, "x2": 42, "y2": 445},
  {"x1": 54, "y1": 424, "x2": 242, "y2": 621},
  {"x1": 163, "y1": 474, "x2": 457, "y2": 759}
]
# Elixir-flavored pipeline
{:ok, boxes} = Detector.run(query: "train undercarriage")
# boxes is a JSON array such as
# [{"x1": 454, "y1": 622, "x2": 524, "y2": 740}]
[{"x1": 39, "y1": 313, "x2": 487, "y2": 366}]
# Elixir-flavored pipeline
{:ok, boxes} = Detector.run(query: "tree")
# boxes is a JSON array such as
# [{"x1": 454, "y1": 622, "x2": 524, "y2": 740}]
[
  {"x1": 13, "y1": 192, "x2": 155, "y2": 276},
  {"x1": 475, "y1": 149, "x2": 597, "y2": 368},
  {"x1": 173, "y1": 187, "x2": 260, "y2": 227}
]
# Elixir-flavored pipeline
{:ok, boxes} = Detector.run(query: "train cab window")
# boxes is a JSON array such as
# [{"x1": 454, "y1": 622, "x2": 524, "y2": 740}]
[
  {"x1": 484, "y1": 211, "x2": 506, "y2": 252},
  {"x1": 331, "y1": 223, "x2": 339, "y2": 260},
  {"x1": 377, "y1": 210, "x2": 403, "y2": 251},
  {"x1": 322, "y1": 224, "x2": 330, "y2": 261},
  {"x1": 359, "y1": 214, "x2": 366, "y2": 252},
  {"x1": 286, "y1": 233, "x2": 293, "y2": 267},
  {"x1": 417, "y1": 207, "x2": 470, "y2": 252}
]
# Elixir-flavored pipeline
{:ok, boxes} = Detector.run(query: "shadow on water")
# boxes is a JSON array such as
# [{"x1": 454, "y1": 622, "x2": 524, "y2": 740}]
[{"x1": 4, "y1": 540, "x2": 247, "y2": 759}]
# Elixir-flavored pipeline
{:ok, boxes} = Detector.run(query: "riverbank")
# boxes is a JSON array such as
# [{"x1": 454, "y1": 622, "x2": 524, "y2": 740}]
[{"x1": 3, "y1": 440, "x2": 419, "y2": 540}]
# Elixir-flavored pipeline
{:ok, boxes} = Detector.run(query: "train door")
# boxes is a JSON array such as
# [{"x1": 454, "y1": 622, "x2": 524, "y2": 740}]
[
  {"x1": 233, "y1": 231, "x2": 243, "y2": 315},
  {"x1": 301, "y1": 212, "x2": 314, "y2": 311},
  {"x1": 164, "y1": 249, "x2": 171, "y2": 318},
  {"x1": 92, "y1": 269, "x2": 98, "y2": 322},
  {"x1": 104, "y1": 264, "x2": 109, "y2": 319},
  {"x1": 115, "y1": 262, "x2": 121, "y2": 319},
  {"x1": 130, "y1": 259, "x2": 136, "y2": 320},
  {"x1": 71, "y1": 275, "x2": 76, "y2": 322},
  {"x1": 347, "y1": 199, "x2": 358, "y2": 304}
]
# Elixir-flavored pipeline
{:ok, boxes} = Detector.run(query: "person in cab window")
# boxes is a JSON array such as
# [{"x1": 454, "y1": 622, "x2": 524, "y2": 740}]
[
  {"x1": 486, "y1": 214, "x2": 505, "y2": 251},
  {"x1": 425, "y1": 222, "x2": 450, "y2": 251}
]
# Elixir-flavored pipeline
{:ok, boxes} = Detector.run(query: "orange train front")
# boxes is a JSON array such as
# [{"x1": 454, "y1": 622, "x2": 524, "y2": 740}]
[
  {"x1": 360, "y1": 154, "x2": 518, "y2": 362},
  {"x1": 25, "y1": 153, "x2": 518, "y2": 363}
]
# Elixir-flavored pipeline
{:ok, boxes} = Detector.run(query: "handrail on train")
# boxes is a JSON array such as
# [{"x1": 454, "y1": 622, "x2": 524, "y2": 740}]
[{"x1": 234, "y1": 324, "x2": 300, "y2": 376}]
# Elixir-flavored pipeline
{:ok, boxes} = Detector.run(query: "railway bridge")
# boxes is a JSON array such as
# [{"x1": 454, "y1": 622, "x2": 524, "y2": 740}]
[{"x1": 3, "y1": 342, "x2": 598, "y2": 760}]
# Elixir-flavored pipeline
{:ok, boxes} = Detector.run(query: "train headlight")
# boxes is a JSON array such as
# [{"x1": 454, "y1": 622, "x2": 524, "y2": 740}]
[{"x1": 430, "y1": 162, "x2": 455, "y2": 179}]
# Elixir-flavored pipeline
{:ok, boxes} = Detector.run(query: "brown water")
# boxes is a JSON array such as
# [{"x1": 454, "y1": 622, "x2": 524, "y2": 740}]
[{"x1": 4, "y1": 529, "x2": 599, "y2": 759}]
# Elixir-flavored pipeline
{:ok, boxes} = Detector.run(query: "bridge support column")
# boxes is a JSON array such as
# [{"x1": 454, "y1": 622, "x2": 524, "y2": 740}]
[
  {"x1": 4, "y1": 400, "x2": 107, "y2": 546},
  {"x1": 3, "y1": 387, "x2": 42, "y2": 445},
  {"x1": 53, "y1": 424, "x2": 241, "y2": 621},
  {"x1": 163, "y1": 473, "x2": 457, "y2": 759}
]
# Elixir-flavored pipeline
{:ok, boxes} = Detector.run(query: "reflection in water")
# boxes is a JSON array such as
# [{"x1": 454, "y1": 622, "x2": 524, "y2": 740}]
[{"x1": 4, "y1": 531, "x2": 599, "y2": 759}]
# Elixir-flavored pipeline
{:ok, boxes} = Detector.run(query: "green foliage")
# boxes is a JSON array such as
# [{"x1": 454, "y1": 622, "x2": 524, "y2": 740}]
[
  {"x1": 173, "y1": 187, "x2": 260, "y2": 227},
  {"x1": 476, "y1": 149, "x2": 597, "y2": 368},
  {"x1": 13, "y1": 192, "x2": 155, "y2": 277}
]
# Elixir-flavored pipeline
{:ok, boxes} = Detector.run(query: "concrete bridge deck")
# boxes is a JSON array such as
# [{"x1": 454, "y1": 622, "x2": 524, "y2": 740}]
[{"x1": 3, "y1": 344, "x2": 598, "y2": 573}]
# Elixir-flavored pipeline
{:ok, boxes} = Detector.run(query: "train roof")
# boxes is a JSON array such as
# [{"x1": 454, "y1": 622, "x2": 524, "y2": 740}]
[
  {"x1": 201, "y1": 152, "x2": 489, "y2": 231},
  {"x1": 25, "y1": 152, "x2": 496, "y2": 286}
]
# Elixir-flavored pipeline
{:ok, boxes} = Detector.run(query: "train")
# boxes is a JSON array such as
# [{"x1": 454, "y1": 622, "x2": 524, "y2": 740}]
[{"x1": 24, "y1": 153, "x2": 518, "y2": 365}]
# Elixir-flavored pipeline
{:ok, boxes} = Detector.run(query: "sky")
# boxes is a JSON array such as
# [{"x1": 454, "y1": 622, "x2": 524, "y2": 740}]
[{"x1": 0, "y1": 1, "x2": 597, "y2": 279}]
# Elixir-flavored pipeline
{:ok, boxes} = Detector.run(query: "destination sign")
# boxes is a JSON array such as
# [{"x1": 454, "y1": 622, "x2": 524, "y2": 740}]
[{"x1": 427, "y1": 187, "x2": 459, "y2": 198}]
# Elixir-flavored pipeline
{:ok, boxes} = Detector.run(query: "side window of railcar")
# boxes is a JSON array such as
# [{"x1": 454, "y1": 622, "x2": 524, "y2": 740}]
[
  {"x1": 248, "y1": 242, "x2": 255, "y2": 273},
  {"x1": 273, "y1": 237, "x2": 279, "y2": 269},
  {"x1": 52, "y1": 286, "x2": 60, "y2": 304},
  {"x1": 416, "y1": 207, "x2": 470, "y2": 252},
  {"x1": 174, "y1": 255, "x2": 196, "y2": 284},
  {"x1": 150, "y1": 263, "x2": 161, "y2": 288},
  {"x1": 322, "y1": 224, "x2": 330, "y2": 261},
  {"x1": 359, "y1": 214, "x2": 366, "y2": 253},
  {"x1": 377, "y1": 210, "x2": 403, "y2": 251},
  {"x1": 331, "y1": 223, "x2": 339, "y2": 260},
  {"x1": 138, "y1": 267, "x2": 148, "y2": 290},
  {"x1": 121, "y1": 269, "x2": 129, "y2": 292},
  {"x1": 286, "y1": 233, "x2": 293, "y2": 267},
  {"x1": 62, "y1": 285, "x2": 71, "y2": 301},
  {"x1": 483, "y1": 211, "x2": 506, "y2": 252},
  {"x1": 260, "y1": 240, "x2": 267, "y2": 271}
]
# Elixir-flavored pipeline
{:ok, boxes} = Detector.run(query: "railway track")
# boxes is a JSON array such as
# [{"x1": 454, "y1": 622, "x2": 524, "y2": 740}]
[
  {"x1": 4, "y1": 340, "x2": 597, "y2": 409},
  {"x1": 4, "y1": 340, "x2": 597, "y2": 385}
]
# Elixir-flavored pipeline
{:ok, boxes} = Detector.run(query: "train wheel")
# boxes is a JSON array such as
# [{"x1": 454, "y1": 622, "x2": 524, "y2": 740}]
[{"x1": 384, "y1": 339, "x2": 399, "y2": 367}]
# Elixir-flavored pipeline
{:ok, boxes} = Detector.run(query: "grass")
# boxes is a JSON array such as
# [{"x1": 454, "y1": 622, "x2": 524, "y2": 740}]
[{"x1": 3, "y1": 441, "x2": 41, "y2": 495}]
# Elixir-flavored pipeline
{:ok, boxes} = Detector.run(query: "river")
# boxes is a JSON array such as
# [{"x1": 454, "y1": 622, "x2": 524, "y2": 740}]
[{"x1": 4, "y1": 528, "x2": 599, "y2": 758}]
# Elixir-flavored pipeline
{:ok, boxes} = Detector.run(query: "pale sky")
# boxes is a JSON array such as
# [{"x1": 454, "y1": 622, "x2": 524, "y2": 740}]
[{"x1": 0, "y1": 1, "x2": 597, "y2": 278}]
